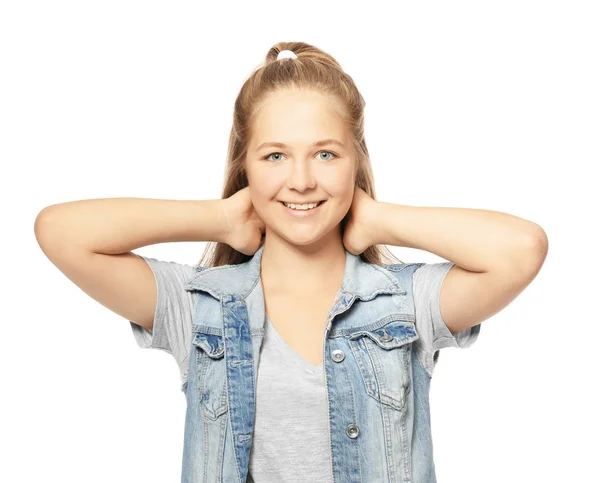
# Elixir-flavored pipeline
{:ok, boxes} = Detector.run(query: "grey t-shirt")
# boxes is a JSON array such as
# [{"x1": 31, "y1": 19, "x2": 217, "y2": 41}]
[{"x1": 129, "y1": 255, "x2": 479, "y2": 482}]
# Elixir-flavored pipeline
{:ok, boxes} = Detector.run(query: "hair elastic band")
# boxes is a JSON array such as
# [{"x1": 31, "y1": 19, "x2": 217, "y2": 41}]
[{"x1": 277, "y1": 49, "x2": 297, "y2": 60}]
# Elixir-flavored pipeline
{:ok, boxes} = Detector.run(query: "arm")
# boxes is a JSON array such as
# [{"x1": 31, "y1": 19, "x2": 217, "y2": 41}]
[
  {"x1": 34, "y1": 197, "x2": 229, "y2": 255},
  {"x1": 374, "y1": 202, "x2": 548, "y2": 334},
  {"x1": 375, "y1": 202, "x2": 547, "y2": 274},
  {"x1": 34, "y1": 198, "x2": 229, "y2": 330}
]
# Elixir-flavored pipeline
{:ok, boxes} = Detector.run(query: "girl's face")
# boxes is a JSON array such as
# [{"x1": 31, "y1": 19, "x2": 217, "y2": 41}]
[{"x1": 245, "y1": 88, "x2": 357, "y2": 248}]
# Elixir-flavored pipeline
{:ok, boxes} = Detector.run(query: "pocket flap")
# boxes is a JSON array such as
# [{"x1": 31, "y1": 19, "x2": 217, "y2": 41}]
[
  {"x1": 192, "y1": 327, "x2": 225, "y2": 358},
  {"x1": 349, "y1": 320, "x2": 419, "y2": 350}
]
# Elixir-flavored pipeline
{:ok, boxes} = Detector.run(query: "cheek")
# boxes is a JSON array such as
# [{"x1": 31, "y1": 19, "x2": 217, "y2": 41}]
[
  {"x1": 320, "y1": 164, "x2": 355, "y2": 191},
  {"x1": 322, "y1": 177, "x2": 355, "y2": 201},
  {"x1": 248, "y1": 176, "x2": 278, "y2": 202}
]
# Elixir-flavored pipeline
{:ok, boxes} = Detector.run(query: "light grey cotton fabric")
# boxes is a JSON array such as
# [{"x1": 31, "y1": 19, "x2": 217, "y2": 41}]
[
  {"x1": 129, "y1": 256, "x2": 198, "y2": 392},
  {"x1": 129, "y1": 255, "x2": 477, "y2": 481}
]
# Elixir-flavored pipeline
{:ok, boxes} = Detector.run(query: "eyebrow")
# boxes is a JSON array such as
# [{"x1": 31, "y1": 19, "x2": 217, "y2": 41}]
[{"x1": 255, "y1": 138, "x2": 346, "y2": 152}]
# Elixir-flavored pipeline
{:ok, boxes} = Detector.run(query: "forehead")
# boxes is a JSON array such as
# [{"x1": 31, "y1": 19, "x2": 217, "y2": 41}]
[{"x1": 250, "y1": 89, "x2": 348, "y2": 147}]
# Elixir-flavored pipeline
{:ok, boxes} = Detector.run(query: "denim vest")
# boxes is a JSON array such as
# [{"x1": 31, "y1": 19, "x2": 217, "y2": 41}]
[{"x1": 181, "y1": 244, "x2": 437, "y2": 482}]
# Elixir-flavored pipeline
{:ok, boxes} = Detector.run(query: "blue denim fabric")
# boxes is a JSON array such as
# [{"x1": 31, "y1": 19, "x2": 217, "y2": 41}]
[{"x1": 180, "y1": 244, "x2": 441, "y2": 482}]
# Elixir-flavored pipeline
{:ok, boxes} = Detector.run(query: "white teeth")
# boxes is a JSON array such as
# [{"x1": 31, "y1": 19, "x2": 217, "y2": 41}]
[{"x1": 283, "y1": 201, "x2": 321, "y2": 210}]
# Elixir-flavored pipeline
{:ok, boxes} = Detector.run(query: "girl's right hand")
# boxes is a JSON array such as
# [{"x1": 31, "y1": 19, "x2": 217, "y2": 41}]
[{"x1": 220, "y1": 186, "x2": 266, "y2": 256}]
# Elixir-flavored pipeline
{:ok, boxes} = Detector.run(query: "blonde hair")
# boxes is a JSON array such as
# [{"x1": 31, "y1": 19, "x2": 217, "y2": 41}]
[{"x1": 198, "y1": 41, "x2": 402, "y2": 268}]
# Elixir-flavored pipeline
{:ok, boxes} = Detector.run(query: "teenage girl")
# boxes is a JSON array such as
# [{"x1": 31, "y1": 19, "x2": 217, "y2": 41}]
[{"x1": 34, "y1": 41, "x2": 548, "y2": 483}]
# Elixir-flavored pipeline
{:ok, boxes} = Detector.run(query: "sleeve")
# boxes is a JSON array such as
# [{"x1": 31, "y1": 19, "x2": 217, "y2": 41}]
[
  {"x1": 129, "y1": 254, "x2": 197, "y2": 391},
  {"x1": 412, "y1": 262, "x2": 481, "y2": 377}
]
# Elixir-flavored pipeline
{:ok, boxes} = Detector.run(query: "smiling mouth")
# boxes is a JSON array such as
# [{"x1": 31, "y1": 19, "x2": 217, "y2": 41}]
[
  {"x1": 279, "y1": 200, "x2": 326, "y2": 205},
  {"x1": 279, "y1": 200, "x2": 326, "y2": 209}
]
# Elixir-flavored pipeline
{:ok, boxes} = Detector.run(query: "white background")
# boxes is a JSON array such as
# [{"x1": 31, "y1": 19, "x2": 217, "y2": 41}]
[{"x1": 3, "y1": 1, "x2": 598, "y2": 481}]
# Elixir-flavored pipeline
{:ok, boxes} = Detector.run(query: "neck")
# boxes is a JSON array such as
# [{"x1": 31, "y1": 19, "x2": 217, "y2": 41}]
[{"x1": 260, "y1": 230, "x2": 347, "y2": 294}]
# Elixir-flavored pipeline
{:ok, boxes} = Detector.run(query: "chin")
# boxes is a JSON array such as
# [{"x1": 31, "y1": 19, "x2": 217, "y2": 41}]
[
  {"x1": 288, "y1": 238, "x2": 322, "y2": 247},
  {"x1": 286, "y1": 226, "x2": 340, "y2": 248}
]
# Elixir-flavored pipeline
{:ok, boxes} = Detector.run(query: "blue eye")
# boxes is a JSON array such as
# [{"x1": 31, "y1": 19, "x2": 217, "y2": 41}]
[
  {"x1": 263, "y1": 150, "x2": 338, "y2": 162},
  {"x1": 319, "y1": 151, "x2": 337, "y2": 161},
  {"x1": 265, "y1": 152, "x2": 284, "y2": 162}
]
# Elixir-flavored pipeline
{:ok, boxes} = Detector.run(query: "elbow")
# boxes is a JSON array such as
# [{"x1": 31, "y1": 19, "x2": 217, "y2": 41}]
[
  {"x1": 517, "y1": 225, "x2": 548, "y2": 276},
  {"x1": 529, "y1": 224, "x2": 549, "y2": 261},
  {"x1": 34, "y1": 207, "x2": 50, "y2": 242},
  {"x1": 34, "y1": 206, "x2": 63, "y2": 249}
]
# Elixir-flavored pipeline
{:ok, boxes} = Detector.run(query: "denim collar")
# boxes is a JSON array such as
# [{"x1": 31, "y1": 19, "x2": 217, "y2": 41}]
[{"x1": 184, "y1": 243, "x2": 406, "y2": 302}]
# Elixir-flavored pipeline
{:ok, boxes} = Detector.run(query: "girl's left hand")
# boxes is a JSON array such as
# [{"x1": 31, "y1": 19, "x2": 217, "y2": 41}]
[{"x1": 342, "y1": 186, "x2": 382, "y2": 255}]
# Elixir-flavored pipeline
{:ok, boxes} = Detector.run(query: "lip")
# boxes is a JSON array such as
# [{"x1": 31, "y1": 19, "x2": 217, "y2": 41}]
[{"x1": 279, "y1": 200, "x2": 326, "y2": 217}]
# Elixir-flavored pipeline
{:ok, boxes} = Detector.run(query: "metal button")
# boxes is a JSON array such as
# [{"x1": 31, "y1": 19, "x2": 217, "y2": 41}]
[
  {"x1": 379, "y1": 329, "x2": 393, "y2": 342},
  {"x1": 331, "y1": 349, "x2": 345, "y2": 362},
  {"x1": 215, "y1": 346, "x2": 224, "y2": 356},
  {"x1": 346, "y1": 423, "x2": 360, "y2": 439}
]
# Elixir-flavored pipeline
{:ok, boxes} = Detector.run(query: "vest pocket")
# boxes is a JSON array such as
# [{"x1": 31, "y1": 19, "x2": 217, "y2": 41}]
[
  {"x1": 192, "y1": 326, "x2": 228, "y2": 420},
  {"x1": 348, "y1": 319, "x2": 419, "y2": 411}
]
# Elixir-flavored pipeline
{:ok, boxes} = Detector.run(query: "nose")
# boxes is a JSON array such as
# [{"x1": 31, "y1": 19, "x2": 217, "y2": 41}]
[{"x1": 286, "y1": 159, "x2": 316, "y2": 192}]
